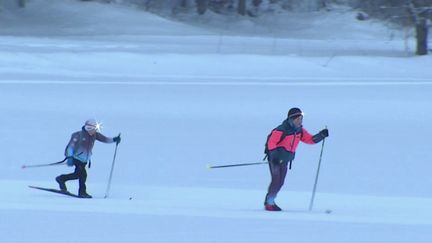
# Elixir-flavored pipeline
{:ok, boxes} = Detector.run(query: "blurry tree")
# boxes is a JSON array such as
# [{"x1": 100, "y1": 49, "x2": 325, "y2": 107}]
[
  {"x1": 18, "y1": 0, "x2": 25, "y2": 8},
  {"x1": 76, "y1": 0, "x2": 429, "y2": 55},
  {"x1": 238, "y1": 0, "x2": 246, "y2": 15},
  {"x1": 352, "y1": 0, "x2": 431, "y2": 55},
  {"x1": 103, "y1": 0, "x2": 330, "y2": 16},
  {"x1": 196, "y1": 0, "x2": 208, "y2": 14},
  {"x1": 253, "y1": 0, "x2": 327, "y2": 11},
  {"x1": 407, "y1": 0, "x2": 430, "y2": 55}
]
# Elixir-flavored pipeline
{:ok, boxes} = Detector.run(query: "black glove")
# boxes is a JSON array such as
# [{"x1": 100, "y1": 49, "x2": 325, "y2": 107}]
[
  {"x1": 319, "y1": 128, "x2": 329, "y2": 138},
  {"x1": 113, "y1": 135, "x2": 121, "y2": 144}
]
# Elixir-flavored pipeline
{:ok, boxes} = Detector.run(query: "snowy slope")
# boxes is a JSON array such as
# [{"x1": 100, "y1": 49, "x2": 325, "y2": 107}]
[{"x1": 1, "y1": 1, "x2": 432, "y2": 243}]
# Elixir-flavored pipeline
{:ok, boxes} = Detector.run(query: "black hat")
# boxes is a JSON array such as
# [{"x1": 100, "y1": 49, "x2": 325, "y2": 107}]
[{"x1": 287, "y1": 107, "x2": 303, "y2": 119}]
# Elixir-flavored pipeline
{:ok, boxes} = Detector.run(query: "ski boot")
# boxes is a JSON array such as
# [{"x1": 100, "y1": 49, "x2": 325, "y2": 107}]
[
  {"x1": 55, "y1": 176, "x2": 67, "y2": 192},
  {"x1": 265, "y1": 203, "x2": 282, "y2": 211},
  {"x1": 78, "y1": 191, "x2": 92, "y2": 199}
]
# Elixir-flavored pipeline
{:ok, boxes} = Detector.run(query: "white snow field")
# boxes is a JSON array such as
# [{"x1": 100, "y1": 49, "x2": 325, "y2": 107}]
[{"x1": 1, "y1": 1, "x2": 432, "y2": 243}]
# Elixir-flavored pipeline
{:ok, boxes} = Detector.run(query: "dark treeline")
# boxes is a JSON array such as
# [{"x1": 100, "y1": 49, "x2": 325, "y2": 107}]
[{"x1": 8, "y1": 0, "x2": 432, "y2": 55}]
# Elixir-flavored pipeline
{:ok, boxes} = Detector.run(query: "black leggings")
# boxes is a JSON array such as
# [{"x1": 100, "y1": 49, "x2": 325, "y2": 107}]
[
  {"x1": 58, "y1": 159, "x2": 88, "y2": 193},
  {"x1": 266, "y1": 160, "x2": 288, "y2": 201}
]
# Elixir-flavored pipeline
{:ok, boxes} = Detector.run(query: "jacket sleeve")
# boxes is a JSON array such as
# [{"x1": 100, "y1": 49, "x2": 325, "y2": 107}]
[
  {"x1": 65, "y1": 133, "x2": 79, "y2": 157},
  {"x1": 96, "y1": 133, "x2": 115, "y2": 144},
  {"x1": 302, "y1": 128, "x2": 325, "y2": 144},
  {"x1": 267, "y1": 130, "x2": 284, "y2": 150},
  {"x1": 301, "y1": 128, "x2": 317, "y2": 144}
]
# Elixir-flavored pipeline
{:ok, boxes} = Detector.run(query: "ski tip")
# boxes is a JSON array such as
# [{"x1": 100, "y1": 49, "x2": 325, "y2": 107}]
[
  {"x1": 325, "y1": 209, "x2": 332, "y2": 214},
  {"x1": 21, "y1": 165, "x2": 26, "y2": 169},
  {"x1": 207, "y1": 164, "x2": 212, "y2": 170}
]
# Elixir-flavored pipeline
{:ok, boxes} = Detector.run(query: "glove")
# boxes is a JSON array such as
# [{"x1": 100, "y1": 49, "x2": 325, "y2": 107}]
[
  {"x1": 113, "y1": 135, "x2": 121, "y2": 145},
  {"x1": 66, "y1": 157, "x2": 74, "y2": 167},
  {"x1": 319, "y1": 128, "x2": 329, "y2": 138}
]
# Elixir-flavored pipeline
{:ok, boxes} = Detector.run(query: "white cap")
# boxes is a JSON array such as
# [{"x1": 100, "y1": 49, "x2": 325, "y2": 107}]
[{"x1": 84, "y1": 119, "x2": 99, "y2": 132}]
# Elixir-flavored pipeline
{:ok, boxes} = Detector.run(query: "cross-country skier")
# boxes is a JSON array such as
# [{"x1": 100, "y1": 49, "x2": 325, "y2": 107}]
[
  {"x1": 264, "y1": 108, "x2": 328, "y2": 211},
  {"x1": 55, "y1": 119, "x2": 121, "y2": 198}
]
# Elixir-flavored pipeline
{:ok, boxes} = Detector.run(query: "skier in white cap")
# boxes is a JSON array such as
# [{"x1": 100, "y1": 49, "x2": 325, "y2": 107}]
[{"x1": 55, "y1": 119, "x2": 121, "y2": 198}]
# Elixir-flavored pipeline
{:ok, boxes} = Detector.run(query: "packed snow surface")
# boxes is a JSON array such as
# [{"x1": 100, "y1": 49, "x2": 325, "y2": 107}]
[{"x1": 1, "y1": 1, "x2": 431, "y2": 243}]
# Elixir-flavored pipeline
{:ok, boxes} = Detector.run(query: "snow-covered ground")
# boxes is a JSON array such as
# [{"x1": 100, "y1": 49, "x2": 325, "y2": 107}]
[{"x1": 1, "y1": 1, "x2": 432, "y2": 242}]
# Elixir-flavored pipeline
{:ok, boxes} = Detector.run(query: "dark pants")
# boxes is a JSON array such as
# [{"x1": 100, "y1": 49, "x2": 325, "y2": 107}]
[
  {"x1": 57, "y1": 159, "x2": 88, "y2": 193},
  {"x1": 266, "y1": 160, "x2": 288, "y2": 204}
]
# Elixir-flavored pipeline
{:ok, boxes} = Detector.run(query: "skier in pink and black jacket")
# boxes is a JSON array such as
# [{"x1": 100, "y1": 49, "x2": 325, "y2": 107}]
[{"x1": 264, "y1": 108, "x2": 328, "y2": 211}]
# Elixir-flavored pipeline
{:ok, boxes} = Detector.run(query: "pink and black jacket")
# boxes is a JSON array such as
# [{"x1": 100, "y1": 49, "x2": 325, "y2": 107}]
[{"x1": 265, "y1": 119, "x2": 325, "y2": 164}]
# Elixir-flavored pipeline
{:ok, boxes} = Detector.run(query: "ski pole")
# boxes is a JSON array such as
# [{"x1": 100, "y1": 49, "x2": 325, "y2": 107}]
[
  {"x1": 104, "y1": 133, "x2": 120, "y2": 199},
  {"x1": 22, "y1": 157, "x2": 68, "y2": 169},
  {"x1": 309, "y1": 134, "x2": 326, "y2": 212},
  {"x1": 208, "y1": 161, "x2": 268, "y2": 169},
  {"x1": 21, "y1": 152, "x2": 83, "y2": 169}
]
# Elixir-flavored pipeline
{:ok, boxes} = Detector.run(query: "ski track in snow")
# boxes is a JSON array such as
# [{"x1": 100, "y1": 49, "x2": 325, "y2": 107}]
[
  {"x1": 0, "y1": 77, "x2": 432, "y2": 86},
  {"x1": 2, "y1": 180, "x2": 432, "y2": 227}
]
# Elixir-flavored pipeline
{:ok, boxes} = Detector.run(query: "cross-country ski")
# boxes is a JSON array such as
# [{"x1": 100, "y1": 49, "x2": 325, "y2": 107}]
[{"x1": 28, "y1": 185, "x2": 84, "y2": 198}]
